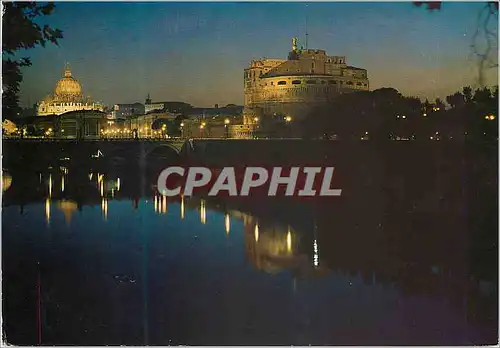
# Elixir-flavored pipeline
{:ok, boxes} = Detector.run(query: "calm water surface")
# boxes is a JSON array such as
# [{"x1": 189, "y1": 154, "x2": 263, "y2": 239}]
[{"x1": 2, "y1": 162, "x2": 497, "y2": 345}]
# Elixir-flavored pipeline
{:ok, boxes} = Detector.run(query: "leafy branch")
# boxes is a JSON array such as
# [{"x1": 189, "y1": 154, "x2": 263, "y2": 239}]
[{"x1": 2, "y1": 2, "x2": 63, "y2": 118}]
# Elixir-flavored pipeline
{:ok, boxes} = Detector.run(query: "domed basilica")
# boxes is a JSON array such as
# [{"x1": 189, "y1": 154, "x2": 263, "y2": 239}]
[{"x1": 37, "y1": 64, "x2": 104, "y2": 116}]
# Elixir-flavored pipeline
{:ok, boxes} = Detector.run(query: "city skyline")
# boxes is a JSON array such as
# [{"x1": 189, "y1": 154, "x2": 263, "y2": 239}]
[{"x1": 18, "y1": 1, "x2": 498, "y2": 108}]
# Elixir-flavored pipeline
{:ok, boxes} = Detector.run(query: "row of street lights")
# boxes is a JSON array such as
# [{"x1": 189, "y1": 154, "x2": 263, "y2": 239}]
[{"x1": 100, "y1": 124, "x2": 168, "y2": 138}]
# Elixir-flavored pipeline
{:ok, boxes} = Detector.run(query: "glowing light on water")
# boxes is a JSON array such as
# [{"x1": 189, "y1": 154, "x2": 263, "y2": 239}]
[
  {"x1": 313, "y1": 239, "x2": 319, "y2": 267},
  {"x1": 2, "y1": 172, "x2": 12, "y2": 192},
  {"x1": 254, "y1": 224, "x2": 259, "y2": 242},
  {"x1": 100, "y1": 180, "x2": 104, "y2": 197},
  {"x1": 161, "y1": 195, "x2": 167, "y2": 214},
  {"x1": 45, "y1": 198, "x2": 51, "y2": 225},
  {"x1": 58, "y1": 200, "x2": 77, "y2": 225},
  {"x1": 116, "y1": 178, "x2": 121, "y2": 191},
  {"x1": 154, "y1": 195, "x2": 158, "y2": 213},
  {"x1": 101, "y1": 198, "x2": 108, "y2": 221},
  {"x1": 48, "y1": 173, "x2": 53, "y2": 198},
  {"x1": 225, "y1": 213, "x2": 230, "y2": 235},
  {"x1": 200, "y1": 199, "x2": 206, "y2": 224},
  {"x1": 180, "y1": 196, "x2": 185, "y2": 219},
  {"x1": 287, "y1": 227, "x2": 292, "y2": 253},
  {"x1": 61, "y1": 175, "x2": 65, "y2": 193}
]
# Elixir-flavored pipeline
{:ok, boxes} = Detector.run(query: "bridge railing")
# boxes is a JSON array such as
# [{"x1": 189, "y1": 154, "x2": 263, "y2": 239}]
[{"x1": 3, "y1": 135, "x2": 185, "y2": 143}]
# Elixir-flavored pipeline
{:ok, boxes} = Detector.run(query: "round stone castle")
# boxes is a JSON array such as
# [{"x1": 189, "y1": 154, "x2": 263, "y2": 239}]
[{"x1": 243, "y1": 38, "x2": 370, "y2": 124}]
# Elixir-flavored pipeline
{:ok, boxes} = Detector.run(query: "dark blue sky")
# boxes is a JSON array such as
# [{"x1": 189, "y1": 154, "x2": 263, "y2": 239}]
[{"x1": 19, "y1": 1, "x2": 498, "y2": 107}]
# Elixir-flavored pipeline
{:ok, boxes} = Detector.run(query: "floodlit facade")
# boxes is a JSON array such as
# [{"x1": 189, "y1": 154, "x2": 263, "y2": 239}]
[
  {"x1": 243, "y1": 37, "x2": 370, "y2": 124},
  {"x1": 37, "y1": 64, "x2": 104, "y2": 116}
]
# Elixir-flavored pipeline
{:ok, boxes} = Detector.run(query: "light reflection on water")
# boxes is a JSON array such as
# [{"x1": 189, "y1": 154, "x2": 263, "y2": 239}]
[{"x1": 1, "y1": 166, "x2": 497, "y2": 345}]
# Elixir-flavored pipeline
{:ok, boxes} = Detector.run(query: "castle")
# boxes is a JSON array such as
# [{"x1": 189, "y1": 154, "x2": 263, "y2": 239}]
[{"x1": 243, "y1": 38, "x2": 370, "y2": 126}]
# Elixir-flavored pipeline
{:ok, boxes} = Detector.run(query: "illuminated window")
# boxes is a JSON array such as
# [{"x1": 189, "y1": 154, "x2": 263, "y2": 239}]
[
  {"x1": 292, "y1": 80, "x2": 301, "y2": 85},
  {"x1": 277, "y1": 81, "x2": 287, "y2": 85}
]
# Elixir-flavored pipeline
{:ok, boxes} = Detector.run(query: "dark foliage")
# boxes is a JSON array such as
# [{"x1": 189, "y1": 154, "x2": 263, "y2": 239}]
[
  {"x1": 295, "y1": 86, "x2": 498, "y2": 141},
  {"x1": 2, "y1": 2, "x2": 63, "y2": 120}
]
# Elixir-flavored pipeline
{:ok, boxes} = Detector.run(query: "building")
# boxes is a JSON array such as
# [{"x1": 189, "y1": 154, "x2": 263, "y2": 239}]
[
  {"x1": 37, "y1": 64, "x2": 104, "y2": 116},
  {"x1": 55, "y1": 110, "x2": 107, "y2": 139},
  {"x1": 2, "y1": 119, "x2": 18, "y2": 135},
  {"x1": 144, "y1": 94, "x2": 166, "y2": 114},
  {"x1": 187, "y1": 105, "x2": 243, "y2": 120},
  {"x1": 112, "y1": 103, "x2": 145, "y2": 119},
  {"x1": 121, "y1": 112, "x2": 177, "y2": 138},
  {"x1": 181, "y1": 118, "x2": 232, "y2": 139},
  {"x1": 180, "y1": 105, "x2": 243, "y2": 138},
  {"x1": 228, "y1": 124, "x2": 256, "y2": 139},
  {"x1": 243, "y1": 37, "x2": 370, "y2": 126}
]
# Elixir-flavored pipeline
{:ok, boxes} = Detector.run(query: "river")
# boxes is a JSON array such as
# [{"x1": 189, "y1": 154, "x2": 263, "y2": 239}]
[{"x1": 2, "y1": 151, "x2": 497, "y2": 345}]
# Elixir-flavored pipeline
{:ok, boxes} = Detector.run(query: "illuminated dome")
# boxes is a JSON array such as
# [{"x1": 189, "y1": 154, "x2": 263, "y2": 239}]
[
  {"x1": 54, "y1": 64, "x2": 82, "y2": 98},
  {"x1": 37, "y1": 63, "x2": 104, "y2": 116}
]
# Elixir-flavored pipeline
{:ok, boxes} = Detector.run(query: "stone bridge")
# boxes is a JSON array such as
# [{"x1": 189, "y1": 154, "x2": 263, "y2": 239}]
[{"x1": 2, "y1": 138, "x2": 187, "y2": 169}]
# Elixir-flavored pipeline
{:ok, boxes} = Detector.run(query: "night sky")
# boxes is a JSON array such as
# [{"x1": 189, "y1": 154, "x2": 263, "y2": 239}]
[{"x1": 18, "y1": 1, "x2": 498, "y2": 108}]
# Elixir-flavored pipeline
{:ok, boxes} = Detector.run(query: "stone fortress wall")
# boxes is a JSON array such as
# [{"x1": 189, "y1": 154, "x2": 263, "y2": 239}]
[{"x1": 243, "y1": 38, "x2": 370, "y2": 123}]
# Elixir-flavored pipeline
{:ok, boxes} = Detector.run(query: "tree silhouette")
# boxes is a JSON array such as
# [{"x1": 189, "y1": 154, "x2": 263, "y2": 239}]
[
  {"x1": 463, "y1": 86, "x2": 473, "y2": 104},
  {"x1": 446, "y1": 91, "x2": 465, "y2": 109},
  {"x1": 2, "y1": 2, "x2": 63, "y2": 119},
  {"x1": 434, "y1": 97, "x2": 446, "y2": 110}
]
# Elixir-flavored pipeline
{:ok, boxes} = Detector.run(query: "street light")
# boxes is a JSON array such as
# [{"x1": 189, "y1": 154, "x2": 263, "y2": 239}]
[
  {"x1": 284, "y1": 116, "x2": 292, "y2": 138},
  {"x1": 199, "y1": 123, "x2": 204, "y2": 139},
  {"x1": 224, "y1": 118, "x2": 230, "y2": 138}
]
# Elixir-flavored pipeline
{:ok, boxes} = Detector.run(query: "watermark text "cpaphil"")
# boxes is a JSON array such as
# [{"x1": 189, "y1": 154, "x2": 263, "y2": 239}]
[{"x1": 157, "y1": 166, "x2": 342, "y2": 197}]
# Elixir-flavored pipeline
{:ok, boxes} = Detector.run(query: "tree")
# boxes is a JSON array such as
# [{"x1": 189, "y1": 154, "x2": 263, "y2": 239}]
[
  {"x1": 473, "y1": 87, "x2": 492, "y2": 105},
  {"x1": 434, "y1": 97, "x2": 446, "y2": 110},
  {"x1": 446, "y1": 91, "x2": 465, "y2": 109},
  {"x1": 463, "y1": 86, "x2": 473, "y2": 103},
  {"x1": 423, "y1": 99, "x2": 432, "y2": 114},
  {"x1": 2, "y1": 2, "x2": 63, "y2": 119}
]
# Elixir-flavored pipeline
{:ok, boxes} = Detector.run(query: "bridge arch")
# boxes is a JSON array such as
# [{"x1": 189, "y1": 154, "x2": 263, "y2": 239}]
[{"x1": 141, "y1": 141, "x2": 184, "y2": 157}]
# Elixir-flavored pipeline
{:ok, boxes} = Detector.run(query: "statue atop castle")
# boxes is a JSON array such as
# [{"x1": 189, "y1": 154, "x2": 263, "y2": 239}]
[{"x1": 288, "y1": 37, "x2": 300, "y2": 60}]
